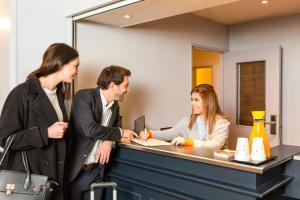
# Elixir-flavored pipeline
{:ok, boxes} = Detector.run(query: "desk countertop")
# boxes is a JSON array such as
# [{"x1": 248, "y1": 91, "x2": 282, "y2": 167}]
[{"x1": 120, "y1": 142, "x2": 300, "y2": 174}]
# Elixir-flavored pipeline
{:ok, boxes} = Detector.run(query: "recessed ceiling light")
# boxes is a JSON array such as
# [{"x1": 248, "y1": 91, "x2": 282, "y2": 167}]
[
  {"x1": 261, "y1": 0, "x2": 268, "y2": 4},
  {"x1": 123, "y1": 14, "x2": 132, "y2": 19}
]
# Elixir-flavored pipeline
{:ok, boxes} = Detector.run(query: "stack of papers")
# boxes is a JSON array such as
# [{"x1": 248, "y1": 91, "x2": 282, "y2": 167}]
[{"x1": 131, "y1": 138, "x2": 170, "y2": 146}]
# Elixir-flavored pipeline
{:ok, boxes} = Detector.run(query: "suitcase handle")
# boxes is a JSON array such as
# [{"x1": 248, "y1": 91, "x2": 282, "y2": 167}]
[
  {"x1": 90, "y1": 181, "x2": 117, "y2": 200},
  {"x1": 90, "y1": 181, "x2": 117, "y2": 190}
]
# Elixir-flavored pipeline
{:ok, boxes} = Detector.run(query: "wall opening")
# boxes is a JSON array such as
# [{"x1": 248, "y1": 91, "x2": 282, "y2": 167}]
[{"x1": 192, "y1": 47, "x2": 222, "y2": 100}]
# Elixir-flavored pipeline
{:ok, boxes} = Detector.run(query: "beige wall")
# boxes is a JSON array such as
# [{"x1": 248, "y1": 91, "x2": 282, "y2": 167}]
[
  {"x1": 229, "y1": 14, "x2": 300, "y2": 146},
  {"x1": 0, "y1": 0, "x2": 10, "y2": 111},
  {"x1": 76, "y1": 13, "x2": 228, "y2": 130}
]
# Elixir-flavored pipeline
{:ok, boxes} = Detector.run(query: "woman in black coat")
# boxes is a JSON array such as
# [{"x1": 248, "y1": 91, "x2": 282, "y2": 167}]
[{"x1": 0, "y1": 43, "x2": 79, "y2": 200}]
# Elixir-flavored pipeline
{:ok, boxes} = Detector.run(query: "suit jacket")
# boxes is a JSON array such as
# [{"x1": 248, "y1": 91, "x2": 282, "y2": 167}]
[
  {"x1": 68, "y1": 88, "x2": 122, "y2": 182},
  {"x1": 0, "y1": 76, "x2": 68, "y2": 198}
]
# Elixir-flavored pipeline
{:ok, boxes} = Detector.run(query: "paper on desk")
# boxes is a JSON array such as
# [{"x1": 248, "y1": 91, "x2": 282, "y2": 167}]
[{"x1": 131, "y1": 138, "x2": 170, "y2": 146}]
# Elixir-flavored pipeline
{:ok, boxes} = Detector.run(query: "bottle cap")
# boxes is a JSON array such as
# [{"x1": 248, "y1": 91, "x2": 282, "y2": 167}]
[{"x1": 252, "y1": 111, "x2": 265, "y2": 120}]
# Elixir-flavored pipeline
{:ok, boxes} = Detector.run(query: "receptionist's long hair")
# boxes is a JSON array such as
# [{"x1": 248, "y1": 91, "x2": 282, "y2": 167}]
[{"x1": 188, "y1": 84, "x2": 225, "y2": 135}]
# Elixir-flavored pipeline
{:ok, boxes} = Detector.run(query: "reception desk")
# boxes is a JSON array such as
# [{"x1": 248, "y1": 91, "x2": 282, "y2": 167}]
[{"x1": 105, "y1": 143, "x2": 300, "y2": 200}]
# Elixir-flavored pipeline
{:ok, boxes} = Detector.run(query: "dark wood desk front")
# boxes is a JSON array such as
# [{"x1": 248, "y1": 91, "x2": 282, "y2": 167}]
[{"x1": 105, "y1": 144, "x2": 300, "y2": 200}]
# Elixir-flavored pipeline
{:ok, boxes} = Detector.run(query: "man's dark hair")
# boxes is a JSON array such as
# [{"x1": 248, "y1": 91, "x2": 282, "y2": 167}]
[{"x1": 97, "y1": 65, "x2": 131, "y2": 89}]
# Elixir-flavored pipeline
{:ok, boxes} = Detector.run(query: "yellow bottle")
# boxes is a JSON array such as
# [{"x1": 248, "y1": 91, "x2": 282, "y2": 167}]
[{"x1": 249, "y1": 111, "x2": 271, "y2": 158}]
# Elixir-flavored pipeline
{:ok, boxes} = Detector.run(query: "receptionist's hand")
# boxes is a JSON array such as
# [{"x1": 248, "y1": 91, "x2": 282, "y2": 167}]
[
  {"x1": 139, "y1": 131, "x2": 148, "y2": 140},
  {"x1": 171, "y1": 137, "x2": 185, "y2": 146}
]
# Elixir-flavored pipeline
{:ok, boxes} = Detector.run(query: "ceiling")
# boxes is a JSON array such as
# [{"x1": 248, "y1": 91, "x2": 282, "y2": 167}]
[
  {"x1": 194, "y1": 0, "x2": 300, "y2": 25},
  {"x1": 84, "y1": 0, "x2": 300, "y2": 27},
  {"x1": 84, "y1": 0, "x2": 239, "y2": 27}
]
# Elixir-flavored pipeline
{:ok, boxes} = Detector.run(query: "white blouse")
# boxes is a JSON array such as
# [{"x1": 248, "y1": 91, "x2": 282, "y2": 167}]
[{"x1": 42, "y1": 87, "x2": 64, "y2": 122}]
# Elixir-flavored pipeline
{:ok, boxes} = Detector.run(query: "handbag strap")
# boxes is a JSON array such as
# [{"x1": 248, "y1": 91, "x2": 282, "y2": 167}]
[
  {"x1": 0, "y1": 134, "x2": 32, "y2": 190},
  {"x1": 22, "y1": 151, "x2": 31, "y2": 190},
  {"x1": 0, "y1": 134, "x2": 15, "y2": 166}
]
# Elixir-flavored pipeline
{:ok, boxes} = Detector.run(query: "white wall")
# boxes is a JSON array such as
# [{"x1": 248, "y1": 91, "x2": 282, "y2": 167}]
[
  {"x1": 0, "y1": 0, "x2": 10, "y2": 111},
  {"x1": 15, "y1": 0, "x2": 70, "y2": 83},
  {"x1": 229, "y1": 14, "x2": 300, "y2": 146},
  {"x1": 76, "y1": 14, "x2": 228, "y2": 130},
  {"x1": 1, "y1": 0, "x2": 70, "y2": 112}
]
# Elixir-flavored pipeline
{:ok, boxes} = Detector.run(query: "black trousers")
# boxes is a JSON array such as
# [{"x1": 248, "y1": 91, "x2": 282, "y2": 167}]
[{"x1": 69, "y1": 165, "x2": 104, "y2": 200}]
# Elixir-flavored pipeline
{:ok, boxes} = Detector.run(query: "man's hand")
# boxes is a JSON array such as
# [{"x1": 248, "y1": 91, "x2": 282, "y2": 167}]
[
  {"x1": 95, "y1": 141, "x2": 113, "y2": 164},
  {"x1": 122, "y1": 129, "x2": 138, "y2": 141}
]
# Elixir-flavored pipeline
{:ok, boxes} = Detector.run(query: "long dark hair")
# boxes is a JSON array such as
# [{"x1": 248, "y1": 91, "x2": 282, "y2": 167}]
[
  {"x1": 27, "y1": 43, "x2": 79, "y2": 99},
  {"x1": 188, "y1": 84, "x2": 225, "y2": 135}
]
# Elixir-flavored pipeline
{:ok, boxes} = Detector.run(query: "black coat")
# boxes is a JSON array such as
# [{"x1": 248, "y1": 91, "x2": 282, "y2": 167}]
[
  {"x1": 0, "y1": 76, "x2": 68, "y2": 199},
  {"x1": 68, "y1": 88, "x2": 122, "y2": 182}
]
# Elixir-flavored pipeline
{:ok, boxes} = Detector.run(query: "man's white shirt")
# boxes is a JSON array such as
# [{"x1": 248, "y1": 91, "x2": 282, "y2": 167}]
[{"x1": 84, "y1": 89, "x2": 114, "y2": 164}]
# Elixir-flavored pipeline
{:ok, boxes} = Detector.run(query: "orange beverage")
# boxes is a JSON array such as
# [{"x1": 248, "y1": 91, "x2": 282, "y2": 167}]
[{"x1": 249, "y1": 111, "x2": 270, "y2": 158}]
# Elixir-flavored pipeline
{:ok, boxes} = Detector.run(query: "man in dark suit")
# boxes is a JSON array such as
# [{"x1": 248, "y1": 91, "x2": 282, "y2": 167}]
[{"x1": 68, "y1": 65, "x2": 136, "y2": 200}]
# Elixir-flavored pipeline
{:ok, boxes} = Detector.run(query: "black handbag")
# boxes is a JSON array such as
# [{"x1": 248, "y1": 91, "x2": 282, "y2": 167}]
[{"x1": 0, "y1": 134, "x2": 57, "y2": 200}]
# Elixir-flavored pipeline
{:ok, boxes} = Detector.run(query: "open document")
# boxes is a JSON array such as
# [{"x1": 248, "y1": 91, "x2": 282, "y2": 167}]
[{"x1": 131, "y1": 138, "x2": 170, "y2": 146}]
